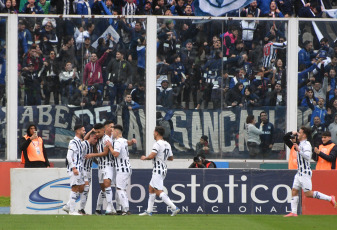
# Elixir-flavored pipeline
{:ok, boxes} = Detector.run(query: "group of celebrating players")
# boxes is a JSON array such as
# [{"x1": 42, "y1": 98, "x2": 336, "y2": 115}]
[{"x1": 62, "y1": 120, "x2": 180, "y2": 216}]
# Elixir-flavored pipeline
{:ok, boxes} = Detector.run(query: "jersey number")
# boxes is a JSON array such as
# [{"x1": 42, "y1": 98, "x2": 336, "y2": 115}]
[{"x1": 164, "y1": 149, "x2": 169, "y2": 160}]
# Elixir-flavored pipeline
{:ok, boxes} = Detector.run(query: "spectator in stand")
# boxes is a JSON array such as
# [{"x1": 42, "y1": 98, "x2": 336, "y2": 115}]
[
  {"x1": 265, "y1": 82, "x2": 286, "y2": 106},
  {"x1": 22, "y1": 44, "x2": 43, "y2": 72},
  {"x1": 39, "y1": 50, "x2": 60, "y2": 105},
  {"x1": 180, "y1": 39, "x2": 197, "y2": 75},
  {"x1": 77, "y1": 0, "x2": 92, "y2": 16},
  {"x1": 59, "y1": 61, "x2": 80, "y2": 105},
  {"x1": 241, "y1": 12, "x2": 257, "y2": 51},
  {"x1": 21, "y1": 0, "x2": 44, "y2": 14},
  {"x1": 262, "y1": 35, "x2": 287, "y2": 70},
  {"x1": 170, "y1": 54, "x2": 186, "y2": 108},
  {"x1": 223, "y1": 26, "x2": 239, "y2": 58},
  {"x1": 70, "y1": 85, "x2": 90, "y2": 107},
  {"x1": 88, "y1": 83, "x2": 103, "y2": 107},
  {"x1": 313, "y1": 75, "x2": 328, "y2": 100},
  {"x1": 156, "y1": 55, "x2": 170, "y2": 88},
  {"x1": 256, "y1": 111, "x2": 275, "y2": 158},
  {"x1": 297, "y1": 61, "x2": 319, "y2": 103},
  {"x1": 22, "y1": 62, "x2": 42, "y2": 106},
  {"x1": 257, "y1": 0, "x2": 272, "y2": 15},
  {"x1": 195, "y1": 135, "x2": 213, "y2": 158},
  {"x1": 326, "y1": 99, "x2": 337, "y2": 125},
  {"x1": 157, "y1": 80, "x2": 173, "y2": 109},
  {"x1": 325, "y1": 55, "x2": 337, "y2": 76},
  {"x1": 311, "y1": 116, "x2": 326, "y2": 147},
  {"x1": 120, "y1": 94, "x2": 140, "y2": 137},
  {"x1": 141, "y1": 1, "x2": 153, "y2": 15},
  {"x1": 301, "y1": 89, "x2": 318, "y2": 111},
  {"x1": 298, "y1": 41, "x2": 316, "y2": 68},
  {"x1": 298, "y1": 2, "x2": 323, "y2": 18},
  {"x1": 76, "y1": 36, "x2": 96, "y2": 71},
  {"x1": 153, "y1": 0, "x2": 167, "y2": 15},
  {"x1": 249, "y1": 41, "x2": 263, "y2": 72},
  {"x1": 328, "y1": 114, "x2": 337, "y2": 144},
  {"x1": 1, "y1": 0, "x2": 16, "y2": 13},
  {"x1": 276, "y1": 0, "x2": 293, "y2": 17},
  {"x1": 310, "y1": 98, "x2": 328, "y2": 126},
  {"x1": 319, "y1": 38, "x2": 334, "y2": 58},
  {"x1": 136, "y1": 36, "x2": 146, "y2": 83},
  {"x1": 328, "y1": 87, "x2": 337, "y2": 109},
  {"x1": 38, "y1": 0, "x2": 50, "y2": 14},
  {"x1": 58, "y1": 36, "x2": 77, "y2": 68},
  {"x1": 122, "y1": 0, "x2": 138, "y2": 25},
  {"x1": 225, "y1": 82, "x2": 244, "y2": 108},
  {"x1": 241, "y1": 1, "x2": 261, "y2": 17},
  {"x1": 83, "y1": 50, "x2": 110, "y2": 97},
  {"x1": 106, "y1": 50, "x2": 132, "y2": 105},
  {"x1": 241, "y1": 86, "x2": 260, "y2": 109},
  {"x1": 263, "y1": 1, "x2": 284, "y2": 17},
  {"x1": 131, "y1": 82, "x2": 145, "y2": 105},
  {"x1": 50, "y1": 0, "x2": 75, "y2": 14},
  {"x1": 170, "y1": 0, "x2": 185, "y2": 16},
  {"x1": 271, "y1": 58, "x2": 286, "y2": 88},
  {"x1": 18, "y1": 21, "x2": 33, "y2": 57},
  {"x1": 38, "y1": 20, "x2": 58, "y2": 57},
  {"x1": 246, "y1": 114, "x2": 263, "y2": 158},
  {"x1": 157, "y1": 20, "x2": 178, "y2": 63},
  {"x1": 251, "y1": 69, "x2": 270, "y2": 100}
]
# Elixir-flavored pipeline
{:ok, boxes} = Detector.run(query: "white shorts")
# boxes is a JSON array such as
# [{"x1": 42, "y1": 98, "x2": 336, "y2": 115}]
[
  {"x1": 83, "y1": 170, "x2": 92, "y2": 184},
  {"x1": 116, "y1": 172, "x2": 131, "y2": 190},
  {"x1": 150, "y1": 173, "x2": 166, "y2": 191},
  {"x1": 292, "y1": 173, "x2": 312, "y2": 192},
  {"x1": 98, "y1": 166, "x2": 114, "y2": 184},
  {"x1": 69, "y1": 171, "x2": 84, "y2": 187}
]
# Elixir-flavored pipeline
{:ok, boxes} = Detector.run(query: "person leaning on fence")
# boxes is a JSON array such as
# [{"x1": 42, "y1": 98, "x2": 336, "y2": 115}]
[
  {"x1": 20, "y1": 123, "x2": 50, "y2": 168},
  {"x1": 246, "y1": 115, "x2": 263, "y2": 158}
]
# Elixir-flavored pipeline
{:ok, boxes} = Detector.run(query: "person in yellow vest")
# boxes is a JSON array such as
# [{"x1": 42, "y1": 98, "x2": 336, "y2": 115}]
[
  {"x1": 283, "y1": 131, "x2": 298, "y2": 169},
  {"x1": 313, "y1": 131, "x2": 337, "y2": 170},
  {"x1": 20, "y1": 123, "x2": 50, "y2": 168}
]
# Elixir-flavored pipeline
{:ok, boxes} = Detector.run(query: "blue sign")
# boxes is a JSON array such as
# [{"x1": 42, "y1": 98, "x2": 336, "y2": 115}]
[{"x1": 92, "y1": 169, "x2": 297, "y2": 215}]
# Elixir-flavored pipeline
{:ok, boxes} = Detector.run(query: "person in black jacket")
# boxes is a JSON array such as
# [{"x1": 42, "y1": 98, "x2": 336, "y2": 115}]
[
  {"x1": 22, "y1": 62, "x2": 42, "y2": 106},
  {"x1": 225, "y1": 82, "x2": 243, "y2": 107},
  {"x1": 255, "y1": 111, "x2": 275, "y2": 159}
]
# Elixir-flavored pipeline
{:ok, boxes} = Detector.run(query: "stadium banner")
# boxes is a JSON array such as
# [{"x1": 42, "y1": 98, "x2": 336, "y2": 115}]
[
  {"x1": 0, "y1": 105, "x2": 313, "y2": 158},
  {"x1": 10, "y1": 168, "x2": 92, "y2": 214},
  {"x1": 92, "y1": 169, "x2": 297, "y2": 215},
  {"x1": 302, "y1": 170, "x2": 337, "y2": 215},
  {"x1": 194, "y1": 0, "x2": 253, "y2": 16}
]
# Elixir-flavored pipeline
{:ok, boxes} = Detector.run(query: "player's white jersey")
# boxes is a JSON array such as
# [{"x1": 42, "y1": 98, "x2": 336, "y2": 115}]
[
  {"x1": 66, "y1": 136, "x2": 84, "y2": 172},
  {"x1": 82, "y1": 140, "x2": 93, "y2": 172},
  {"x1": 113, "y1": 137, "x2": 131, "y2": 173},
  {"x1": 151, "y1": 139, "x2": 173, "y2": 176},
  {"x1": 263, "y1": 41, "x2": 287, "y2": 68},
  {"x1": 96, "y1": 134, "x2": 114, "y2": 169},
  {"x1": 297, "y1": 140, "x2": 312, "y2": 176}
]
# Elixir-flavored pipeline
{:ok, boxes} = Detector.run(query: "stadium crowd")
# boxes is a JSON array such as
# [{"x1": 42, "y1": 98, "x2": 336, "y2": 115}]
[{"x1": 0, "y1": 0, "x2": 336, "y2": 110}]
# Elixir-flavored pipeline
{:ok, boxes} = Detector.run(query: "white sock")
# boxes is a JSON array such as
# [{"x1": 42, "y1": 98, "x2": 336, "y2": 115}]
[
  {"x1": 115, "y1": 190, "x2": 122, "y2": 211},
  {"x1": 159, "y1": 192, "x2": 176, "y2": 210},
  {"x1": 96, "y1": 190, "x2": 105, "y2": 211},
  {"x1": 80, "y1": 185, "x2": 90, "y2": 210},
  {"x1": 117, "y1": 189, "x2": 129, "y2": 212},
  {"x1": 147, "y1": 193, "x2": 156, "y2": 213},
  {"x1": 69, "y1": 191, "x2": 78, "y2": 213},
  {"x1": 313, "y1": 191, "x2": 332, "y2": 201},
  {"x1": 291, "y1": 196, "x2": 299, "y2": 214},
  {"x1": 105, "y1": 187, "x2": 113, "y2": 212}
]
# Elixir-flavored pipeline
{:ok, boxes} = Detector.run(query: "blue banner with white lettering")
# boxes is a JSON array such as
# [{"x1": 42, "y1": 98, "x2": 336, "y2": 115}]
[
  {"x1": 194, "y1": 0, "x2": 253, "y2": 16},
  {"x1": 0, "y1": 105, "x2": 314, "y2": 159},
  {"x1": 92, "y1": 169, "x2": 297, "y2": 215}
]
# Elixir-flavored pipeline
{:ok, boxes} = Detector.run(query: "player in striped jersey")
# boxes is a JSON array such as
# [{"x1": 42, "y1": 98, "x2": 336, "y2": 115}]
[
  {"x1": 139, "y1": 126, "x2": 180, "y2": 216},
  {"x1": 63, "y1": 124, "x2": 86, "y2": 215},
  {"x1": 106, "y1": 124, "x2": 132, "y2": 215},
  {"x1": 284, "y1": 127, "x2": 337, "y2": 217},
  {"x1": 78, "y1": 131, "x2": 97, "y2": 215},
  {"x1": 263, "y1": 35, "x2": 287, "y2": 69},
  {"x1": 85, "y1": 122, "x2": 116, "y2": 215}
]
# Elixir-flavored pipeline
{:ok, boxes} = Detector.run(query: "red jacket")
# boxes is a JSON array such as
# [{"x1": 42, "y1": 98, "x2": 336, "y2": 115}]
[{"x1": 83, "y1": 52, "x2": 108, "y2": 86}]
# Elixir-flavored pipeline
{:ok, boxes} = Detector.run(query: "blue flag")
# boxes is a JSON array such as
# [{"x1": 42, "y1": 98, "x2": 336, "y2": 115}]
[{"x1": 194, "y1": 0, "x2": 253, "y2": 16}]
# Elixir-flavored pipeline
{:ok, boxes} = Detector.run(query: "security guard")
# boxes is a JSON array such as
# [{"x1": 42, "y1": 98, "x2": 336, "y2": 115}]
[
  {"x1": 20, "y1": 123, "x2": 50, "y2": 168},
  {"x1": 313, "y1": 131, "x2": 337, "y2": 170}
]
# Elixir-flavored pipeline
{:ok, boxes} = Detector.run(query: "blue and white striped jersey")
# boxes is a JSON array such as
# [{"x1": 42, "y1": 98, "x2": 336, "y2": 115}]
[
  {"x1": 82, "y1": 140, "x2": 93, "y2": 172},
  {"x1": 263, "y1": 41, "x2": 287, "y2": 69},
  {"x1": 152, "y1": 139, "x2": 173, "y2": 176},
  {"x1": 96, "y1": 134, "x2": 114, "y2": 168},
  {"x1": 113, "y1": 137, "x2": 131, "y2": 173},
  {"x1": 297, "y1": 140, "x2": 312, "y2": 176},
  {"x1": 66, "y1": 136, "x2": 84, "y2": 172}
]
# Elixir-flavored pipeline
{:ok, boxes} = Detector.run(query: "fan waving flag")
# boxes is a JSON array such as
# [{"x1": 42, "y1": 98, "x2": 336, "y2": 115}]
[{"x1": 195, "y1": 0, "x2": 253, "y2": 16}]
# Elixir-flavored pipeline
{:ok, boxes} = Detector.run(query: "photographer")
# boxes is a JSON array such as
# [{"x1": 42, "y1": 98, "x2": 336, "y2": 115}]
[
  {"x1": 283, "y1": 131, "x2": 298, "y2": 169},
  {"x1": 20, "y1": 123, "x2": 50, "y2": 168}
]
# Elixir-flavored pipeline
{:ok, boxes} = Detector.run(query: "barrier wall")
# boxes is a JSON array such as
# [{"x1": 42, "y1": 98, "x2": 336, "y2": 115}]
[
  {"x1": 10, "y1": 168, "x2": 92, "y2": 214},
  {"x1": 302, "y1": 170, "x2": 337, "y2": 215},
  {"x1": 0, "y1": 162, "x2": 23, "y2": 196}
]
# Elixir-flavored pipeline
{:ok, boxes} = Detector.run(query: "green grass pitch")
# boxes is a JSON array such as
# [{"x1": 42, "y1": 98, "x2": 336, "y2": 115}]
[{"x1": 0, "y1": 214, "x2": 335, "y2": 230}]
